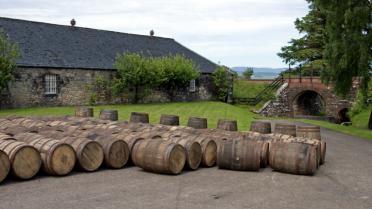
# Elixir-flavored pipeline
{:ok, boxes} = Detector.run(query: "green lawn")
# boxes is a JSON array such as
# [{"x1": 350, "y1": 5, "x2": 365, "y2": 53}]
[
  {"x1": 294, "y1": 109, "x2": 372, "y2": 140},
  {"x1": 1, "y1": 101, "x2": 370, "y2": 139},
  {"x1": 233, "y1": 79, "x2": 267, "y2": 98},
  {"x1": 233, "y1": 79, "x2": 276, "y2": 110},
  {"x1": 351, "y1": 109, "x2": 372, "y2": 129},
  {"x1": 0, "y1": 101, "x2": 259, "y2": 131}
]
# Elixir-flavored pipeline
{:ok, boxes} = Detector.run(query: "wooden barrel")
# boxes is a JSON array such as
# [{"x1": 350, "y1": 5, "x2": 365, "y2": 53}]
[
  {"x1": 274, "y1": 123, "x2": 296, "y2": 136},
  {"x1": 163, "y1": 136, "x2": 202, "y2": 170},
  {"x1": 45, "y1": 120, "x2": 70, "y2": 127},
  {"x1": 250, "y1": 121, "x2": 272, "y2": 134},
  {"x1": 320, "y1": 141, "x2": 326, "y2": 165},
  {"x1": 86, "y1": 134, "x2": 129, "y2": 169},
  {"x1": 112, "y1": 132, "x2": 145, "y2": 152},
  {"x1": 268, "y1": 134, "x2": 322, "y2": 167},
  {"x1": 217, "y1": 119, "x2": 238, "y2": 131},
  {"x1": 269, "y1": 142, "x2": 318, "y2": 175},
  {"x1": 36, "y1": 129, "x2": 125, "y2": 169},
  {"x1": 187, "y1": 117, "x2": 207, "y2": 129},
  {"x1": 0, "y1": 120, "x2": 17, "y2": 129},
  {"x1": 131, "y1": 139, "x2": 186, "y2": 174},
  {"x1": 257, "y1": 141, "x2": 269, "y2": 168},
  {"x1": 99, "y1": 110, "x2": 119, "y2": 121},
  {"x1": 130, "y1": 112, "x2": 149, "y2": 123},
  {"x1": 75, "y1": 107, "x2": 94, "y2": 117},
  {"x1": 0, "y1": 139, "x2": 41, "y2": 180},
  {"x1": 15, "y1": 118, "x2": 45, "y2": 129},
  {"x1": 0, "y1": 150, "x2": 10, "y2": 184},
  {"x1": 0, "y1": 132, "x2": 15, "y2": 141},
  {"x1": 194, "y1": 136, "x2": 217, "y2": 167},
  {"x1": 13, "y1": 133, "x2": 76, "y2": 176},
  {"x1": 296, "y1": 126, "x2": 321, "y2": 140},
  {"x1": 217, "y1": 139, "x2": 261, "y2": 171},
  {"x1": 295, "y1": 126, "x2": 325, "y2": 165},
  {"x1": 244, "y1": 131, "x2": 273, "y2": 142},
  {"x1": 38, "y1": 130, "x2": 68, "y2": 139},
  {"x1": 58, "y1": 137, "x2": 104, "y2": 172},
  {"x1": 7, "y1": 117, "x2": 28, "y2": 125},
  {"x1": 159, "y1": 114, "x2": 179, "y2": 126}
]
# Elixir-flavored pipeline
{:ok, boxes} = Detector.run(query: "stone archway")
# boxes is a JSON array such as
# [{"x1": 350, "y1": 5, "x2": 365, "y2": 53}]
[
  {"x1": 293, "y1": 90, "x2": 325, "y2": 116},
  {"x1": 338, "y1": 108, "x2": 351, "y2": 123}
]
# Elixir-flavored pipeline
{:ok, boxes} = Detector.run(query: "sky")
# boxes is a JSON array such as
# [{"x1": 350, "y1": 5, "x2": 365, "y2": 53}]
[{"x1": 0, "y1": 0, "x2": 310, "y2": 68}]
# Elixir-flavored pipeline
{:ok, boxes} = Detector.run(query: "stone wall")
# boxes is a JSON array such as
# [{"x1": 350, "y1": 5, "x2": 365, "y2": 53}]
[{"x1": 1, "y1": 67, "x2": 215, "y2": 108}]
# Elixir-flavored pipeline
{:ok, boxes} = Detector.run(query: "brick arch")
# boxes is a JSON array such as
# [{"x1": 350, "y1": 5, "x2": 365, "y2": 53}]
[
  {"x1": 337, "y1": 107, "x2": 351, "y2": 122},
  {"x1": 291, "y1": 89, "x2": 326, "y2": 116},
  {"x1": 259, "y1": 77, "x2": 358, "y2": 120}
]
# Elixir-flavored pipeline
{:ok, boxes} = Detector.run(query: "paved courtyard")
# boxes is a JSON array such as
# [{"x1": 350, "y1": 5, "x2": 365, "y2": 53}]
[{"x1": 1, "y1": 123, "x2": 371, "y2": 209}]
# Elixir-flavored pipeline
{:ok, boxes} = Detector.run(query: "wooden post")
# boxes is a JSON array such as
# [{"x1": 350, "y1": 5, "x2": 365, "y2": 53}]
[
  {"x1": 288, "y1": 64, "x2": 291, "y2": 84},
  {"x1": 368, "y1": 110, "x2": 372, "y2": 130}
]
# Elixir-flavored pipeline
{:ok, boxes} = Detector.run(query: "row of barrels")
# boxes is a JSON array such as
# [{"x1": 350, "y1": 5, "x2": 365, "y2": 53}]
[
  {"x1": 63, "y1": 117, "x2": 325, "y2": 174},
  {"x1": 0, "y1": 115, "x2": 326, "y2": 184},
  {"x1": 0, "y1": 117, "x2": 220, "y2": 183},
  {"x1": 76, "y1": 107, "x2": 238, "y2": 131},
  {"x1": 76, "y1": 107, "x2": 321, "y2": 139},
  {"x1": 250, "y1": 120, "x2": 322, "y2": 139}
]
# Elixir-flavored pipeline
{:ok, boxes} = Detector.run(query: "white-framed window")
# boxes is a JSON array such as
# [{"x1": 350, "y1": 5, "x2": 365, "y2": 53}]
[
  {"x1": 44, "y1": 74, "x2": 58, "y2": 95},
  {"x1": 189, "y1": 79, "x2": 196, "y2": 92}
]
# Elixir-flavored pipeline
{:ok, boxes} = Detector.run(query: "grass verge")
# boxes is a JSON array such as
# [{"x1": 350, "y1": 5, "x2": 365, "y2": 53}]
[
  {"x1": 0, "y1": 101, "x2": 260, "y2": 131},
  {"x1": 233, "y1": 79, "x2": 268, "y2": 98}
]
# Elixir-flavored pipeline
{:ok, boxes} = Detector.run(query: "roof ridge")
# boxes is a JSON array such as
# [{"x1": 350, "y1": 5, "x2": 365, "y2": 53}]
[
  {"x1": 173, "y1": 40, "x2": 218, "y2": 68},
  {"x1": 0, "y1": 16, "x2": 218, "y2": 73},
  {"x1": 0, "y1": 16, "x2": 174, "y2": 41}
]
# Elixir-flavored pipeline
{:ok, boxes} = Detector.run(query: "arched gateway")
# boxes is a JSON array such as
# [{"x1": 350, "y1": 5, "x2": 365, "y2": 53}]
[
  {"x1": 293, "y1": 90, "x2": 325, "y2": 116},
  {"x1": 259, "y1": 77, "x2": 359, "y2": 123}
]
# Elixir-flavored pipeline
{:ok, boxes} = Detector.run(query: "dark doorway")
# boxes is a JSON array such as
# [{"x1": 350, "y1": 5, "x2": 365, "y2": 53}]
[
  {"x1": 338, "y1": 108, "x2": 351, "y2": 123},
  {"x1": 294, "y1": 90, "x2": 325, "y2": 116}
]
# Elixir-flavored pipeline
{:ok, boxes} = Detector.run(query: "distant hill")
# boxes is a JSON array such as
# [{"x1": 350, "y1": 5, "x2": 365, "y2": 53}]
[{"x1": 232, "y1": 67, "x2": 287, "y2": 79}]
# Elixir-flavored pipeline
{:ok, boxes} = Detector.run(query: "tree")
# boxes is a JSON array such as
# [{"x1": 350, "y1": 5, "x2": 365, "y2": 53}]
[
  {"x1": 315, "y1": 0, "x2": 371, "y2": 97},
  {"x1": 0, "y1": 30, "x2": 20, "y2": 93},
  {"x1": 157, "y1": 55, "x2": 200, "y2": 100},
  {"x1": 243, "y1": 67, "x2": 254, "y2": 79},
  {"x1": 114, "y1": 53, "x2": 200, "y2": 103},
  {"x1": 278, "y1": 0, "x2": 327, "y2": 73},
  {"x1": 232, "y1": 70, "x2": 239, "y2": 80},
  {"x1": 114, "y1": 53, "x2": 160, "y2": 103},
  {"x1": 212, "y1": 66, "x2": 230, "y2": 102}
]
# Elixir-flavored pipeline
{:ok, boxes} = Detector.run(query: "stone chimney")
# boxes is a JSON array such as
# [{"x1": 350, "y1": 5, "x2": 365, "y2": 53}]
[{"x1": 70, "y1": 19, "x2": 76, "y2": 27}]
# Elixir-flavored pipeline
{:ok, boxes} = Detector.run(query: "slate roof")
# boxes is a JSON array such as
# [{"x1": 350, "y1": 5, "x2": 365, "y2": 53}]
[{"x1": 0, "y1": 17, "x2": 217, "y2": 73}]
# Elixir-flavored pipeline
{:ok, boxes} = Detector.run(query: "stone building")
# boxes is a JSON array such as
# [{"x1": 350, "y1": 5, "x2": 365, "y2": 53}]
[{"x1": 0, "y1": 17, "x2": 218, "y2": 108}]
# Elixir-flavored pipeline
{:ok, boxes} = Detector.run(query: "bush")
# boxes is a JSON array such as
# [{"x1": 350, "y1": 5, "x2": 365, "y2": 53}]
[
  {"x1": 350, "y1": 90, "x2": 367, "y2": 118},
  {"x1": 243, "y1": 67, "x2": 254, "y2": 79},
  {"x1": 113, "y1": 53, "x2": 200, "y2": 103},
  {"x1": 0, "y1": 30, "x2": 20, "y2": 92},
  {"x1": 157, "y1": 55, "x2": 200, "y2": 100},
  {"x1": 212, "y1": 66, "x2": 230, "y2": 102}
]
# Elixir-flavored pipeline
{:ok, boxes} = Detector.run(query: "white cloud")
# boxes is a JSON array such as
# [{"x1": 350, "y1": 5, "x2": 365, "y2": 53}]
[{"x1": 0, "y1": 0, "x2": 309, "y2": 67}]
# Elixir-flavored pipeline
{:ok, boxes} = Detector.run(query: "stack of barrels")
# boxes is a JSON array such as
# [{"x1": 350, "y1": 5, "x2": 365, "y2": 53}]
[
  {"x1": 250, "y1": 121, "x2": 327, "y2": 175},
  {"x1": 0, "y1": 108, "x2": 328, "y2": 184}
]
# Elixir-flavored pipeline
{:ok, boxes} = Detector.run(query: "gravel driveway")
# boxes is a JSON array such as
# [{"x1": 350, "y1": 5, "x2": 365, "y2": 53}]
[{"x1": 0, "y1": 122, "x2": 371, "y2": 209}]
